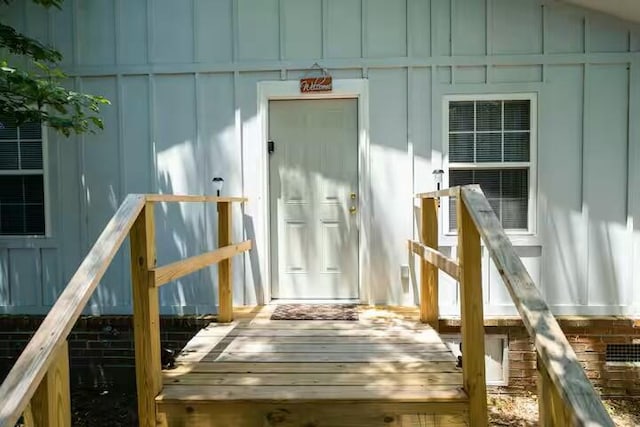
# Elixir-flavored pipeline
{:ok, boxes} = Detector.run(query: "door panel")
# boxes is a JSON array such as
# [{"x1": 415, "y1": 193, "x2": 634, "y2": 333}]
[{"x1": 269, "y1": 99, "x2": 359, "y2": 299}]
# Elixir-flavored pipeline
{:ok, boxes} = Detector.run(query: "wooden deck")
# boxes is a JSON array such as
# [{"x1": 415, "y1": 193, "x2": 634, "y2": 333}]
[{"x1": 157, "y1": 306, "x2": 469, "y2": 426}]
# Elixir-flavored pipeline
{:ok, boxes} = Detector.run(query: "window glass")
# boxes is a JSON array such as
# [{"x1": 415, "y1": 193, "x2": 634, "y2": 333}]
[{"x1": 0, "y1": 117, "x2": 45, "y2": 235}]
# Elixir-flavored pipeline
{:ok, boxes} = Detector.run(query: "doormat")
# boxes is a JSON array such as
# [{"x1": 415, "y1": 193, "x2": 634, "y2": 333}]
[{"x1": 270, "y1": 304, "x2": 359, "y2": 321}]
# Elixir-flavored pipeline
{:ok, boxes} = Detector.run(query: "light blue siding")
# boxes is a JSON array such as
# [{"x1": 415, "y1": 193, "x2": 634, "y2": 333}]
[
  {"x1": 584, "y1": 64, "x2": 630, "y2": 306},
  {"x1": 368, "y1": 68, "x2": 410, "y2": 304},
  {"x1": 492, "y1": 0, "x2": 542, "y2": 54},
  {"x1": 9, "y1": 249, "x2": 40, "y2": 307},
  {"x1": 41, "y1": 248, "x2": 59, "y2": 307},
  {"x1": 82, "y1": 77, "x2": 126, "y2": 311},
  {"x1": 118, "y1": 0, "x2": 147, "y2": 65},
  {"x1": 194, "y1": 0, "x2": 233, "y2": 63},
  {"x1": 589, "y1": 14, "x2": 629, "y2": 53},
  {"x1": 152, "y1": 0, "x2": 194, "y2": 64},
  {"x1": 237, "y1": 0, "x2": 279, "y2": 61},
  {"x1": 0, "y1": 0, "x2": 639, "y2": 316},
  {"x1": 77, "y1": 0, "x2": 115, "y2": 65},
  {"x1": 50, "y1": 4, "x2": 74, "y2": 67},
  {"x1": 282, "y1": 0, "x2": 322, "y2": 60},
  {"x1": 452, "y1": 0, "x2": 486, "y2": 56},
  {"x1": 409, "y1": 0, "x2": 431, "y2": 57},
  {"x1": 433, "y1": 0, "x2": 452, "y2": 56},
  {"x1": 0, "y1": 250, "x2": 8, "y2": 306},
  {"x1": 326, "y1": 0, "x2": 361, "y2": 59},
  {"x1": 366, "y1": 0, "x2": 407, "y2": 57},
  {"x1": 545, "y1": 6, "x2": 585, "y2": 54},
  {"x1": 539, "y1": 65, "x2": 586, "y2": 306}
]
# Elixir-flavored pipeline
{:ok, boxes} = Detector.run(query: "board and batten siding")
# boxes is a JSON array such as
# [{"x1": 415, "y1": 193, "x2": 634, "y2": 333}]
[{"x1": 0, "y1": 0, "x2": 638, "y2": 316}]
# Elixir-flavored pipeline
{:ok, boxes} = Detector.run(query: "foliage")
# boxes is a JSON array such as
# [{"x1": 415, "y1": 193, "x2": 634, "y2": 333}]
[{"x1": 0, "y1": 0, "x2": 109, "y2": 136}]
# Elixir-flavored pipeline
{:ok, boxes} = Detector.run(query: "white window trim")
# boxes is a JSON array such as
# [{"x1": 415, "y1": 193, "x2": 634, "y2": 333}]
[
  {"x1": 442, "y1": 93, "x2": 538, "y2": 238},
  {"x1": 0, "y1": 123, "x2": 50, "y2": 239}
]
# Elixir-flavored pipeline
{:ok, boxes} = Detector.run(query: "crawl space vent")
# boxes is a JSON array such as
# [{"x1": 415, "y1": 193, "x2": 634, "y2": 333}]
[{"x1": 606, "y1": 344, "x2": 640, "y2": 363}]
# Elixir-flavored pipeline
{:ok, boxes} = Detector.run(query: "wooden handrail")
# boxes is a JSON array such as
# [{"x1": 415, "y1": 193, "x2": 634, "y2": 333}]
[
  {"x1": 412, "y1": 183, "x2": 614, "y2": 425},
  {"x1": 408, "y1": 240, "x2": 459, "y2": 280},
  {"x1": 0, "y1": 194, "x2": 146, "y2": 427},
  {"x1": 145, "y1": 194, "x2": 247, "y2": 203},
  {"x1": 0, "y1": 194, "x2": 250, "y2": 427},
  {"x1": 415, "y1": 186, "x2": 461, "y2": 199},
  {"x1": 153, "y1": 240, "x2": 252, "y2": 286},
  {"x1": 460, "y1": 186, "x2": 614, "y2": 426}
]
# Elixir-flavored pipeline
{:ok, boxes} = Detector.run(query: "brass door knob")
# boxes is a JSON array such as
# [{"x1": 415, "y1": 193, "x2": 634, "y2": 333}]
[
  {"x1": 349, "y1": 206, "x2": 357, "y2": 214},
  {"x1": 350, "y1": 192, "x2": 357, "y2": 200}
]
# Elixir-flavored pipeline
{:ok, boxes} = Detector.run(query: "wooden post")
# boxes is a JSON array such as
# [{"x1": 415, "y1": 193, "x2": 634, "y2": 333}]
[
  {"x1": 29, "y1": 341, "x2": 71, "y2": 427},
  {"x1": 419, "y1": 197, "x2": 439, "y2": 330},
  {"x1": 457, "y1": 197, "x2": 488, "y2": 426},
  {"x1": 538, "y1": 356, "x2": 572, "y2": 426},
  {"x1": 217, "y1": 201, "x2": 233, "y2": 323},
  {"x1": 130, "y1": 202, "x2": 161, "y2": 427}
]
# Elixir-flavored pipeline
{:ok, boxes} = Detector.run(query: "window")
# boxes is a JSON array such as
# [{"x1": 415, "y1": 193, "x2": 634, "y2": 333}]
[
  {"x1": 444, "y1": 94, "x2": 535, "y2": 233},
  {"x1": 0, "y1": 118, "x2": 46, "y2": 235}
]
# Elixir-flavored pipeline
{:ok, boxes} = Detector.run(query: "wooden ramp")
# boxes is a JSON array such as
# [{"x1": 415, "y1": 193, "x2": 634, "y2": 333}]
[{"x1": 157, "y1": 306, "x2": 469, "y2": 427}]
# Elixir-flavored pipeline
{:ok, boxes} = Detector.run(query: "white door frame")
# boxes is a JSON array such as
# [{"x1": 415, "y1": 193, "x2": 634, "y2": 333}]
[{"x1": 257, "y1": 79, "x2": 370, "y2": 304}]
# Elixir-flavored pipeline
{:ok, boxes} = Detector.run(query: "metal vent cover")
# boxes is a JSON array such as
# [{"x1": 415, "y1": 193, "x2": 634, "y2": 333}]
[{"x1": 606, "y1": 344, "x2": 640, "y2": 363}]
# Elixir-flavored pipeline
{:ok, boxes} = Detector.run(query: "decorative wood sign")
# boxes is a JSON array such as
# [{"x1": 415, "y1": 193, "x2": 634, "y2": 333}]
[
  {"x1": 300, "y1": 76, "x2": 333, "y2": 93},
  {"x1": 300, "y1": 63, "x2": 333, "y2": 93}
]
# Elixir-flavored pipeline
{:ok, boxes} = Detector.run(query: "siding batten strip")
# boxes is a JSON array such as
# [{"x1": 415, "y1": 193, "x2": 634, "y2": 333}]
[
  {"x1": 194, "y1": 72, "x2": 206, "y2": 295},
  {"x1": 278, "y1": 0, "x2": 285, "y2": 61},
  {"x1": 405, "y1": 0, "x2": 411, "y2": 58},
  {"x1": 114, "y1": 0, "x2": 121, "y2": 65},
  {"x1": 486, "y1": 0, "x2": 493, "y2": 83},
  {"x1": 233, "y1": 70, "x2": 246, "y2": 305},
  {"x1": 71, "y1": 0, "x2": 78, "y2": 66},
  {"x1": 450, "y1": 0, "x2": 455, "y2": 84},
  {"x1": 146, "y1": 0, "x2": 154, "y2": 64},
  {"x1": 581, "y1": 63, "x2": 589, "y2": 306},
  {"x1": 626, "y1": 61, "x2": 636, "y2": 304},
  {"x1": 192, "y1": 0, "x2": 198, "y2": 63},
  {"x1": 149, "y1": 75, "x2": 158, "y2": 193},
  {"x1": 321, "y1": 0, "x2": 327, "y2": 59},
  {"x1": 232, "y1": 0, "x2": 239, "y2": 63},
  {"x1": 429, "y1": 0, "x2": 435, "y2": 57},
  {"x1": 541, "y1": 3, "x2": 546, "y2": 82},
  {"x1": 361, "y1": 0, "x2": 367, "y2": 59},
  {"x1": 116, "y1": 73, "x2": 128, "y2": 302},
  {"x1": 76, "y1": 77, "x2": 89, "y2": 256}
]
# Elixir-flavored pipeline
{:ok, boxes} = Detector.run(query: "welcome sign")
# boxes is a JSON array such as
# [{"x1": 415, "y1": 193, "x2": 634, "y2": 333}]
[{"x1": 300, "y1": 76, "x2": 332, "y2": 93}]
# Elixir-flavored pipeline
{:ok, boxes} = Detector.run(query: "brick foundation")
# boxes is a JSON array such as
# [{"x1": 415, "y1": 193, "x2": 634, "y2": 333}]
[
  {"x1": 0, "y1": 315, "x2": 212, "y2": 389},
  {"x1": 1, "y1": 315, "x2": 639, "y2": 396},
  {"x1": 440, "y1": 317, "x2": 640, "y2": 397}
]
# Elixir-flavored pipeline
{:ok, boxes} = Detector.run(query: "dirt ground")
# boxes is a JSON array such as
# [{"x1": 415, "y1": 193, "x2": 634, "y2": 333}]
[
  {"x1": 488, "y1": 394, "x2": 640, "y2": 427},
  {"x1": 63, "y1": 389, "x2": 640, "y2": 427}
]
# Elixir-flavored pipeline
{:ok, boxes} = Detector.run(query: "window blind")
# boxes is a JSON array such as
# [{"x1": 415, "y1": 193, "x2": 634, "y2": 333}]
[{"x1": 447, "y1": 98, "x2": 532, "y2": 231}]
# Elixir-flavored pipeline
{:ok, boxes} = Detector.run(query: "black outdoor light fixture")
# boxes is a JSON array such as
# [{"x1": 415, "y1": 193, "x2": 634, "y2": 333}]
[
  {"x1": 212, "y1": 177, "x2": 224, "y2": 196},
  {"x1": 432, "y1": 169, "x2": 444, "y2": 208},
  {"x1": 432, "y1": 169, "x2": 444, "y2": 191}
]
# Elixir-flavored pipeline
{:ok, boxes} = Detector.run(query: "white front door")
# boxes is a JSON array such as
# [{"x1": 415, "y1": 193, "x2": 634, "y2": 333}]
[{"x1": 269, "y1": 98, "x2": 359, "y2": 300}]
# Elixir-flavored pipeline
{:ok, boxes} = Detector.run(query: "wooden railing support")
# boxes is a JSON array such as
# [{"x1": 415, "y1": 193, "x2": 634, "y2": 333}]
[
  {"x1": 217, "y1": 201, "x2": 233, "y2": 323},
  {"x1": 130, "y1": 202, "x2": 162, "y2": 427},
  {"x1": 457, "y1": 197, "x2": 488, "y2": 427},
  {"x1": 29, "y1": 342, "x2": 71, "y2": 427},
  {"x1": 538, "y1": 356, "x2": 572, "y2": 426},
  {"x1": 419, "y1": 197, "x2": 439, "y2": 329},
  {"x1": 0, "y1": 194, "x2": 249, "y2": 427}
]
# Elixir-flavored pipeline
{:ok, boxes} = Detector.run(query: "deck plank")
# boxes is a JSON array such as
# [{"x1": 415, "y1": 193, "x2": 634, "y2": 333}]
[
  {"x1": 157, "y1": 306, "x2": 468, "y2": 426},
  {"x1": 163, "y1": 372, "x2": 462, "y2": 386},
  {"x1": 170, "y1": 361, "x2": 462, "y2": 374},
  {"x1": 158, "y1": 384, "x2": 467, "y2": 401}
]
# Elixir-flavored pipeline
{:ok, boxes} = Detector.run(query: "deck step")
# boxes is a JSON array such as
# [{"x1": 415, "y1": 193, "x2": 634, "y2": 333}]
[{"x1": 156, "y1": 307, "x2": 470, "y2": 426}]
